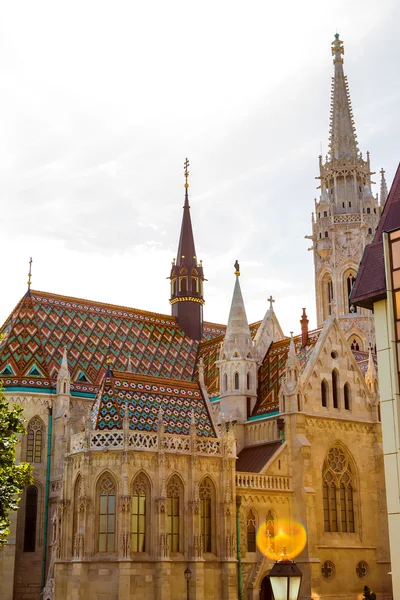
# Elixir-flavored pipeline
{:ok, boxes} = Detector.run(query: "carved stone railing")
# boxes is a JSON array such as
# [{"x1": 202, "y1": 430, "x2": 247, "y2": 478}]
[
  {"x1": 334, "y1": 214, "x2": 362, "y2": 224},
  {"x1": 236, "y1": 472, "x2": 291, "y2": 491},
  {"x1": 70, "y1": 430, "x2": 227, "y2": 456}
]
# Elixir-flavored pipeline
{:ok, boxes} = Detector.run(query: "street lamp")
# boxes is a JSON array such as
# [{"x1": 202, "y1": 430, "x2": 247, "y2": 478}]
[
  {"x1": 184, "y1": 566, "x2": 192, "y2": 600},
  {"x1": 269, "y1": 552, "x2": 302, "y2": 600}
]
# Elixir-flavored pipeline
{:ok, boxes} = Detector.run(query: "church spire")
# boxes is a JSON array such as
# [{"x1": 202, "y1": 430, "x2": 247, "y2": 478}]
[
  {"x1": 222, "y1": 262, "x2": 252, "y2": 360},
  {"x1": 169, "y1": 159, "x2": 205, "y2": 341},
  {"x1": 329, "y1": 34, "x2": 359, "y2": 160},
  {"x1": 380, "y1": 168, "x2": 388, "y2": 206}
]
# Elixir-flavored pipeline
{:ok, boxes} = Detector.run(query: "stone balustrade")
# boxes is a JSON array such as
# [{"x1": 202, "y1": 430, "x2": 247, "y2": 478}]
[
  {"x1": 236, "y1": 472, "x2": 291, "y2": 491},
  {"x1": 70, "y1": 430, "x2": 231, "y2": 456}
]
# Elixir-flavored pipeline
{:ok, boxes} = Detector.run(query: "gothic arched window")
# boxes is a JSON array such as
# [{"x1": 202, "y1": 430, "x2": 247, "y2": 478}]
[
  {"x1": 234, "y1": 372, "x2": 239, "y2": 390},
  {"x1": 72, "y1": 475, "x2": 81, "y2": 556},
  {"x1": 344, "y1": 383, "x2": 351, "y2": 411},
  {"x1": 265, "y1": 510, "x2": 275, "y2": 553},
  {"x1": 323, "y1": 210, "x2": 328, "y2": 217},
  {"x1": 167, "y1": 476, "x2": 182, "y2": 553},
  {"x1": 321, "y1": 379, "x2": 328, "y2": 408},
  {"x1": 24, "y1": 485, "x2": 38, "y2": 552},
  {"x1": 246, "y1": 509, "x2": 256, "y2": 552},
  {"x1": 247, "y1": 372, "x2": 251, "y2": 390},
  {"x1": 350, "y1": 338, "x2": 361, "y2": 351},
  {"x1": 199, "y1": 477, "x2": 215, "y2": 553},
  {"x1": 346, "y1": 272, "x2": 356, "y2": 311},
  {"x1": 368, "y1": 228, "x2": 372, "y2": 235},
  {"x1": 323, "y1": 446, "x2": 355, "y2": 533},
  {"x1": 132, "y1": 474, "x2": 149, "y2": 553},
  {"x1": 322, "y1": 274, "x2": 334, "y2": 320},
  {"x1": 98, "y1": 474, "x2": 116, "y2": 552},
  {"x1": 26, "y1": 417, "x2": 44, "y2": 463},
  {"x1": 332, "y1": 369, "x2": 339, "y2": 408}
]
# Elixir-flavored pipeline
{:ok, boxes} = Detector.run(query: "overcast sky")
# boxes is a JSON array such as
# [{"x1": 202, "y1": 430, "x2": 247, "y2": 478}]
[{"x1": 1, "y1": 0, "x2": 399, "y2": 335}]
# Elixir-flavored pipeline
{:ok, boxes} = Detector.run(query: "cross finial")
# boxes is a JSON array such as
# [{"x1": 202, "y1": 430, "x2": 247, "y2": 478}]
[
  {"x1": 184, "y1": 157, "x2": 190, "y2": 189},
  {"x1": 27, "y1": 257, "x2": 33, "y2": 290},
  {"x1": 267, "y1": 295, "x2": 275, "y2": 310}
]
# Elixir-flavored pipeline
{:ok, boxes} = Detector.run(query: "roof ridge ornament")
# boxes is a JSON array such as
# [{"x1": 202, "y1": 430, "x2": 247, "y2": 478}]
[{"x1": 27, "y1": 257, "x2": 33, "y2": 295}]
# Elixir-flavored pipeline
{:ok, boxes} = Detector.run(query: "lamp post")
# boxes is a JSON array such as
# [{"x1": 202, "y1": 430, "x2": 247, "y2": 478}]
[
  {"x1": 184, "y1": 566, "x2": 192, "y2": 600},
  {"x1": 269, "y1": 550, "x2": 302, "y2": 600}
]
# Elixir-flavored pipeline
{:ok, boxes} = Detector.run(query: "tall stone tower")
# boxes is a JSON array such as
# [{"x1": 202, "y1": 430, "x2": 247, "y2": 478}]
[
  {"x1": 169, "y1": 159, "x2": 205, "y2": 341},
  {"x1": 309, "y1": 34, "x2": 381, "y2": 351}
]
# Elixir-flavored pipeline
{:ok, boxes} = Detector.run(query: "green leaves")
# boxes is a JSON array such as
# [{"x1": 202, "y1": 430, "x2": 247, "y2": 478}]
[{"x1": 0, "y1": 383, "x2": 33, "y2": 544}]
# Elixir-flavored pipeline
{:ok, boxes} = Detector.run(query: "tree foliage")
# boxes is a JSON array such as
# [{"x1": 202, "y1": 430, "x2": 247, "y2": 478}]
[{"x1": 0, "y1": 382, "x2": 33, "y2": 544}]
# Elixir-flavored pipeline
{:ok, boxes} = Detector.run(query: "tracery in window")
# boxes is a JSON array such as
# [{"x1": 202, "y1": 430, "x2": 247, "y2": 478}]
[
  {"x1": 132, "y1": 474, "x2": 149, "y2": 553},
  {"x1": 346, "y1": 272, "x2": 356, "y2": 311},
  {"x1": 26, "y1": 417, "x2": 44, "y2": 463},
  {"x1": 98, "y1": 474, "x2": 116, "y2": 552},
  {"x1": 323, "y1": 446, "x2": 355, "y2": 533},
  {"x1": 246, "y1": 509, "x2": 256, "y2": 552},
  {"x1": 199, "y1": 477, "x2": 214, "y2": 553},
  {"x1": 167, "y1": 476, "x2": 182, "y2": 553},
  {"x1": 24, "y1": 485, "x2": 38, "y2": 552}
]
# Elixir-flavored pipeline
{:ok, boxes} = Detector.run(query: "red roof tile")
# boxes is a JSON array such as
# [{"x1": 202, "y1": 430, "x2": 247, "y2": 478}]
[
  {"x1": 236, "y1": 441, "x2": 282, "y2": 473},
  {"x1": 351, "y1": 163, "x2": 400, "y2": 309}
]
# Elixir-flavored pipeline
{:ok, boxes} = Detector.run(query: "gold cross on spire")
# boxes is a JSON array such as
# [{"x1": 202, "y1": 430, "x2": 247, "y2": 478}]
[
  {"x1": 27, "y1": 257, "x2": 33, "y2": 290},
  {"x1": 184, "y1": 157, "x2": 190, "y2": 189}
]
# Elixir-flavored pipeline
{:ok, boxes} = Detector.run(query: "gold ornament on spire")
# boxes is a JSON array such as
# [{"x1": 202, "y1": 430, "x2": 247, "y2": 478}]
[
  {"x1": 234, "y1": 260, "x2": 240, "y2": 276},
  {"x1": 184, "y1": 157, "x2": 190, "y2": 189},
  {"x1": 27, "y1": 257, "x2": 33, "y2": 290}
]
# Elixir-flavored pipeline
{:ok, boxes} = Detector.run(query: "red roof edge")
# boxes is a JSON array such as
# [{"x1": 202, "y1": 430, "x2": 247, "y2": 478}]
[{"x1": 351, "y1": 162, "x2": 400, "y2": 308}]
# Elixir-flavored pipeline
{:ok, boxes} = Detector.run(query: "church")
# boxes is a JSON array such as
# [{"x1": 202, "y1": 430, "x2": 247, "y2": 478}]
[{"x1": 0, "y1": 35, "x2": 393, "y2": 600}]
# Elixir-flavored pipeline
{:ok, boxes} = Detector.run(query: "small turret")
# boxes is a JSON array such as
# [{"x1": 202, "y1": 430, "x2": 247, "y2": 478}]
[
  {"x1": 218, "y1": 263, "x2": 257, "y2": 424},
  {"x1": 56, "y1": 347, "x2": 70, "y2": 397},
  {"x1": 169, "y1": 159, "x2": 205, "y2": 341},
  {"x1": 380, "y1": 168, "x2": 388, "y2": 206},
  {"x1": 300, "y1": 308, "x2": 309, "y2": 348},
  {"x1": 281, "y1": 333, "x2": 301, "y2": 412}
]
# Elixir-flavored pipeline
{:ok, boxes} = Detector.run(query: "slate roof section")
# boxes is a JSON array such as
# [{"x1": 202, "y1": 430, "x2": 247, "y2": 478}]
[
  {"x1": 351, "y1": 162, "x2": 400, "y2": 309},
  {"x1": 252, "y1": 329, "x2": 321, "y2": 417},
  {"x1": 91, "y1": 371, "x2": 216, "y2": 437},
  {"x1": 236, "y1": 441, "x2": 282, "y2": 473},
  {"x1": 0, "y1": 290, "x2": 200, "y2": 390}
]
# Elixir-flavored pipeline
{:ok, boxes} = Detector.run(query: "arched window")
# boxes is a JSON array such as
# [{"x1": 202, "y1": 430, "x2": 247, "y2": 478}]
[
  {"x1": 297, "y1": 394, "x2": 301, "y2": 412},
  {"x1": 319, "y1": 232, "x2": 322, "y2": 239},
  {"x1": 323, "y1": 446, "x2": 355, "y2": 533},
  {"x1": 247, "y1": 372, "x2": 251, "y2": 390},
  {"x1": 191, "y1": 277, "x2": 199, "y2": 293},
  {"x1": 322, "y1": 274, "x2": 334, "y2": 320},
  {"x1": 180, "y1": 277, "x2": 187, "y2": 293},
  {"x1": 167, "y1": 476, "x2": 182, "y2": 553},
  {"x1": 344, "y1": 383, "x2": 351, "y2": 410},
  {"x1": 323, "y1": 210, "x2": 328, "y2": 217},
  {"x1": 321, "y1": 379, "x2": 328, "y2": 408},
  {"x1": 367, "y1": 207, "x2": 371, "y2": 214},
  {"x1": 265, "y1": 510, "x2": 275, "y2": 552},
  {"x1": 332, "y1": 370, "x2": 339, "y2": 409},
  {"x1": 98, "y1": 474, "x2": 116, "y2": 552},
  {"x1": 199, "y1": 477, "x2": 215, "y2": 553},
  {"x1": 223, "y1": 373, "x2": 228, "y2": 392},
  {"x1": 246, "y1": 509, "x2": 256, "y2": 552},
  {"x1": 171, "y1": 279, "x2": 176, "y2": 295},
  {"x1": 324, "y1": 231, "x2": 329, "y2": 238},
  {"x1": 132, "y1": 474, "x2": 149, "y2": 553},
  {"x1": 26, "y1": 417, "x2": 44, "y2": 463},
  {"x1": 350, "y1": 337, "x2": 361, "y2": 351},
  {"x1": 234, "y1": 372, "x2": 239, "y2": 390},
  {"x1": 24, "y1": 485, "x2": 38, "y2": 552},
  {"x1": 368, "y1": 228, "x2": 372, "y2": 235},
  {"x1": 346, "y1": 272, "x2": 356, "y2": 311}
]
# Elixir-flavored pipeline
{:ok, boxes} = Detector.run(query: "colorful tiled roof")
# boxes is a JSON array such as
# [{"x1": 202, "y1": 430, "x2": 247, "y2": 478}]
[
  {"x1": 351, "y1": 162, "x2": 400, "y2": 309},
  {"x1": 92, "y1": 371, "x2": 216, "y2": 437},
  {"x1": 252, "y1": 329, "x2": 321, "y2": 417},
  {"x1": 352, "y1": 350, "x2": 378, "y2": 376},
  {"x1": 0, "y1": 290, "x2": 200, "y2": 391}
]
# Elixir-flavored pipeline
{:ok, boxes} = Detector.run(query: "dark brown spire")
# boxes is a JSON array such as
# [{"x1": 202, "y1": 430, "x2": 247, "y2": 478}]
[
  {"x1": 300, "y1": 308, "x2": 309, "y2": 348},
  {"x1": 169, "y1": 159, "x2": 205, "y2": 341}
]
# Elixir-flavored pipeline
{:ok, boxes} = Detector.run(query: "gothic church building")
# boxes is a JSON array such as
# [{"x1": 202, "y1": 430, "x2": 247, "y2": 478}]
[{"x1": 0, "y1": 36, "x2": 392, "y2": 600}]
